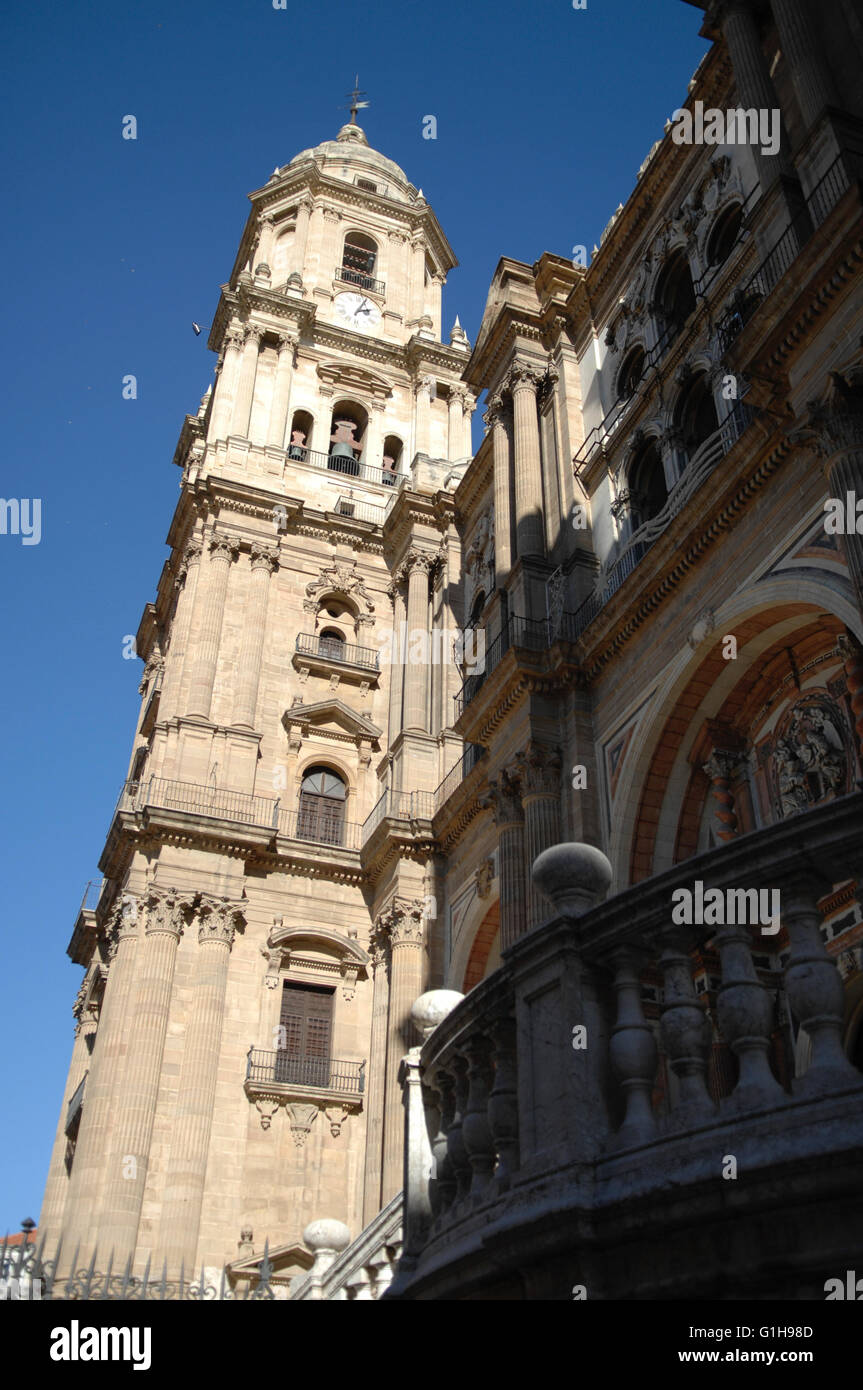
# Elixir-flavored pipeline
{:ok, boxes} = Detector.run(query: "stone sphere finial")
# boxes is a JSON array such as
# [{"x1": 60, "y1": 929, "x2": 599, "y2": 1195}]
[
  {"x1": 532, "y1": 843, "x2": 612, "y2": 918},
  {"x1": 303, "y1": 1218, "x2": 351, "y2": 1254},
  {"x1": 411, "y1": 989, "x2": 465, "y2": 1039}
]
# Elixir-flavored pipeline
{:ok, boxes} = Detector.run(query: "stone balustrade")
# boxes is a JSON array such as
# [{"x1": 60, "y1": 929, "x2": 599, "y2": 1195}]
[
  {"x1": 388, "y1": 792, "x2": 863, "y2": 1301},
  {"x1": 290, "y1": 1198, "x2": 403, "y2": 1301}
]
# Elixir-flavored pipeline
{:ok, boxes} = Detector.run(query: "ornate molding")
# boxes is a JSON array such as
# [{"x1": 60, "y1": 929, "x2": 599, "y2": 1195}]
[
  {"x1": 480, "y1": 768, "x2": 524, "y2": 826},
  {"x1": 143, "y1": 886, "x2": 193, "y2": 940},
  {"x1": 249, "y1": 543, "x2": 279, "y2": 574},
  {"x1": 197, "y1": 895, "x2": 245, "y2": 948}
]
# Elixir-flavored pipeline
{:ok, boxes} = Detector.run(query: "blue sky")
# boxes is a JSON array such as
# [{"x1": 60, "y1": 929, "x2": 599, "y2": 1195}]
[{"x1": 0, "y1": 0, "x2": 709, "y2": 1230}]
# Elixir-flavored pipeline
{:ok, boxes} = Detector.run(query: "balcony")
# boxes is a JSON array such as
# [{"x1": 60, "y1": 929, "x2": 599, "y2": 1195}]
[
  {"x1": 245, "y1": 1048, "x2": 365, "y2": 1097},
  {"x1": 454, "y1": 616, "x2": 551, "y2": 719},
  {"x1": 278, "y1": 806, "x2": 362, "y2": 851},
  {"x1": 361, "y1": 788, "x2": 435, "y2": 846},
  {"x1": 433, "y1": 744, "x2": 486, "y2": 814},
  {"x1": 284, "y1": 443, "x2": 405, "y2": 491},
  {"x1": 294, "y1": 632, "x2": 380, "y2": 674},
  {"x1": 333, "y1": 495, "x2": 393, "y2": 526},
  {"x1": 390, "y1": 793, "x2": 863, "y2": 1301},
  {"x1": 335, "y1": 265, "x2": 386, "y2": 297}
]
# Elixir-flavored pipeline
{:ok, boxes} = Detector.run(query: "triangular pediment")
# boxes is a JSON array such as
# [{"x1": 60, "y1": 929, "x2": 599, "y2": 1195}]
[
  {"x1": 282, "y1": 698, "x2": 382, "y2": 740},
  {"x1": 230, "y1": 1241, "x2": 313, "y2": 1282}
]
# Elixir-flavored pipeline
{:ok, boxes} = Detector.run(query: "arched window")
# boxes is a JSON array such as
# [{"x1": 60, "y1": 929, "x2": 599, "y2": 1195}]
[
  {"x1": 288, "y1": 409, "x2": 313, "y2": 459},
  {"x1": 341, "y1": 232, "x2": 379, "y2": 290},
  {"x1": 617, "y1": 346, "x2": 646, "y2": 401},
  {"x1": 297, "y1": 766, "x2": 347, "y2": 846},
  {"x1": 469, "y1": 591, "x2": 486, "y2": 626},
  {"x1": 318, "y1": 628, "x2": 346, "y2": 661},
  {"x1": 628, "y1": 439, "x2": 668, "y2": 530},
  {"x1": 382, "y1": 434, "x2": 403, "y2": 484},
  {"x1": 675, "y1": 372, "x2": 719, "y2": 458},
  {"x1": 328, "y1": 400, "x2": 368, "y2": 476},
  {"x1": 706, "y1": 203, "x2": 743, "y2": 270},
  {"x1": 655, "y1": 250, "x2": 696, "y2": 342}
]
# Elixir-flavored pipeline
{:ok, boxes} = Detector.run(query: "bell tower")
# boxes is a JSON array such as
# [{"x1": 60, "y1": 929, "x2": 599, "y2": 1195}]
[{"x1": 40, "y1": 110, "x2": 476, "y2": 1282}]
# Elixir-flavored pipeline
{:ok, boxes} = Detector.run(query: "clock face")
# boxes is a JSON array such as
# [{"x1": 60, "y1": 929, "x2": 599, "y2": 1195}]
[{"x1": 334, "y1": 291, "x2": 382, "y2": 334}]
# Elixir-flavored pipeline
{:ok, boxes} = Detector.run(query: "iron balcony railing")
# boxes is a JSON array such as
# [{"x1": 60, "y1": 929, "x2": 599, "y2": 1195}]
[
  {"x1": 284, "y1": 442, "x2": 406, "y2": 490},
  {"x1": 114, "y1": 777, "x2": 361, "y2": 852},
  {"x1": 246, "y1": 1048, "x2": 366, "y2": 1095},
  {"x1": 361, "y1": 787, "x2": 436, "y2": 842},
  {"x1": 454, "y1": 615, "x2": 550, "y2": 717},
  {"x1": 295, "y1": 632, "x2": 380, "y2": 671},
  {"x1": 79, "y1": 878, "x2": 104, "y2": 912},
  {"x1": 334, "y1": 495, "x2": 392, "y2": 525},
  {"x1": 433, "y1": 744, "x2": 486, "y2": 813},
  {"x1": 336, "y1": 265, "x2": 386, "y2": 296}
]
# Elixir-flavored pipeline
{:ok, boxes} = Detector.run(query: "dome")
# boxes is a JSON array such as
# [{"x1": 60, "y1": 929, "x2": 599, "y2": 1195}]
[{"x1": 285, "y1": 123, "x2": 412, "y2": 201}]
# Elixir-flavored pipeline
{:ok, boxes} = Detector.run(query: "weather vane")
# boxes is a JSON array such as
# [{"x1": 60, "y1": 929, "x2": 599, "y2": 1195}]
[{"x1": 342, "y1": 76, "x2": 370, "y2": 125}]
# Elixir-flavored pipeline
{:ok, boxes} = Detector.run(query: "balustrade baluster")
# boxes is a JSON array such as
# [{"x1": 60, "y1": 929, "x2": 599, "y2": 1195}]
[
  {"x1": 462, "y1": 1034, "x2": 495, "y2": 1197},
  {"x1": 713, "y1": 918, "x2": 784, "y2": 1105},
  {"x1": 488, "y1": 1015, "x2": 519, "y2": 1191},
  {"x1": 783, "y1": 877, "x2": 861, "y2": 1087},
  {"x1": 658, "y1": 928, "x2": 714, "y2": 1117},
  {"x1": 608, "y1": 947, "x2": 657, "y2": 1143}
]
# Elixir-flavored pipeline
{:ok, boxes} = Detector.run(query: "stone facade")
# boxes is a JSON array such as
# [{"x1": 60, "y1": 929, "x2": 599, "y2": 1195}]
[{"x1": 42, "y1": 0, "x2": 863, "y2": 1296}]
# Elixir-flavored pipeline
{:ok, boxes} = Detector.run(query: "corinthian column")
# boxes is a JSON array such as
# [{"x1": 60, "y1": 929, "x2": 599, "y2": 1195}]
[
  {"x1": 208, "y1": 327, "x2": 244, "y2": 442},
  {"x1": 158, "y1": 897, "x2": 243, "y2": 1272},
  {"x1": 509, "y1": 362, "x2": 545, "y2": 560},
  {"x1": 402, "y1": 552, "x2": 433, "y2": 732},
  {"x1": 267, "y1": 333, "x2": 296, "y2": 450},
  {"x1": 381, "y1": 901, "x2": 426, "y2": 1204},
  {"x1": 59, "y1": 898, "x2": 141, "y2": 1263},
  {"x1": 386, "y1": 579, "x2": 407, "y2": 735},
  {"x1": 159, "y1": 541, "x2": 202, "y2": 722},
  {"x1": 187, "y1": 535, "x2": 239, "y2": 720},
  {"x1": 710, "y1": 0, "x2": 794, "y2": 186},
  {"x1": 518, "y1": 743, "x2": 563, "y2": 929},
  {"x1": 408, "y1": 234, "x2": 426, "y2": 325},
  {"x1": 483, "y1": 769, "x2": 526, "y2": 951},
  {"x1": 770, "y1": 0, "x2": 839, "y2": 128},
  {"x1": 414, "y1": 376, "x2": 434, "y2": 457},
  {"x1": 291, "y1": 198, "x2": 313, "y2": 280},
  {"x1": 362, "y1": 930, "x2": 391, "y2": 1226},
  {"x1": 232, "y1": 545, "x2": 278, "y2": 730},
  {"x1": 232, "y1": 324, "x2": 263, "y2": 438},
  {"x1": 97, "y1": 887, "x2": 192, "y2": 1265},
  {"x1": 39, "y1": 1002, "x2": 100, "y2": 1248},
  {"x1": 485, "y1": 394, "x2": 513, "y2": 586}
]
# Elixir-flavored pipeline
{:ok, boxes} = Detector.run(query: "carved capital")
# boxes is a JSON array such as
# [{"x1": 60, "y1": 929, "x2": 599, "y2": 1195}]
[
  {"x1": 516, "y1": 741, "x2": 562, "y2": 798},
  {"x1": 197, "y1": 895, "x2": 245, "y2": 948},
  {"x1": 244, "y1": 323, "x2": 265, "y2": 345},
  {"x1": 507, "y1": 359, "x2": 543, "y2": 394},
  {"x1": 209, "y1": 535, "x2": 241, "y2": 564},
  {"x1": 481, "y1": 768, "x2": 524, "y2": 826},
  {"x1": 375, "y1": 898, "x2": 426, "y2": 949},
  {"x1": 143, "y1": 886, "x2": 193, "y2": 940},
  {"x1": 249, "y1": 543, "x2": 279, "y2": 574}
]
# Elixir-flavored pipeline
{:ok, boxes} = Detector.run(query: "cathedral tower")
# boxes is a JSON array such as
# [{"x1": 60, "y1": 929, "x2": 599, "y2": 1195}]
[{"x1": 40, "y1": 115, "x2": 475, "y2": 1284}]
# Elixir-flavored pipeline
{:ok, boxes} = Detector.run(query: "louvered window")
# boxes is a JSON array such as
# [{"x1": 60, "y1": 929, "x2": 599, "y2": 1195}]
[
  {"x1": 297, "y1": 766, "x2": 346, "y2": 846},
  {"x1": 276, "y1": 982, "x2": 334, "y2": 1088}
]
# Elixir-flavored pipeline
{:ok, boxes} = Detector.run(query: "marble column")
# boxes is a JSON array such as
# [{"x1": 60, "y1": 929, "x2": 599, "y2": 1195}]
[
  {"x1": 485, "y1": 394, "x2": 513, "y2": 587},
  {"x1": 703, "y1": 750, "x2": 742, "y2": 841},
  {"x1": 414, "y1": 376, "x2": 434, "y2": 457},
  {"x1": 402, "y1": 552, "x2": 433, "y2": 733},
  {"x1": 711, "y1": 0, "x2": 795, "y2": 186},
  {"x1": 97, "y1": 888, "x2": 191, "y2": 1264},
  {"x1": 518, "y1": 743, "x2": 563, "y2": 930},
  {"x1": 362, "y1": 930, "x2": 391, "y2": 1226},
  {"x1": 232, "y1": 325, "x2": 263, "y2": 439},
  {"x1": 158, "y1": 898, "x2": 243, "y2": 1272},
  {"x1": 770, "y1": 0, "x2": 839, "y2": 128},
  {"x1": 59, "y1": 898, "x2": 141, "y2": 1263},
  {"x1": 266, "y1": 332, "x2": 296, "y2": 450},
  {"x1": 232, "y1": 545, "x2": 278, "y2": 730},
  {"x1": 483, "y1": 768, "x2": 526, "y2": 951},
  {"x1": 187, "y1": 535, "x2": 239, "y2": 720},
  {"x1": 208, "y1": 327, "x2": 245, "y2": 442},
  {"x1": 159, "y1": 540, "x2": 202, "y2": 723},
  {"x1": 381, "y1": 901, "x2": 426, "y2": 1204},
  {"x1": 387, "y1": 579, "x2": 407, "y2": 736},
  {"x1": 509, "y1": 361, "x2": 545, "y2": 560}
]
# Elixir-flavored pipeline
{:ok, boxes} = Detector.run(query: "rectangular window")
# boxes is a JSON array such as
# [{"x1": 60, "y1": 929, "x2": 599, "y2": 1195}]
[{"x1": 276, "y1": 982, "x2": 334, "y2": 1088}]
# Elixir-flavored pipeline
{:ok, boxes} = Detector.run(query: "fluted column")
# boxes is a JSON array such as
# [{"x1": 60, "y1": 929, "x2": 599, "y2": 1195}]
[
  {"x1": 291, "y1": 197, "x2": 313, "y2": 279},
  {"x1": 158, "y1": 898, "x2": 243, "y2": 1272},
  {"x1": 208, "y1": 327, "x2": 245, "y2": 442},
  {"x1": 39, "y1": 1008, "x2": 99, "y2": 1247},
  {"x1": 486, "y1": 394, "x2": 513, "y2": 586},
  {"x1": 381, "y1": 902, "x2": 426, "y2": 1204},
  {"x1": 231, "y1": 325, "x2": 263, "y2": 438},
  {"x1": 770, "y1": 0, "x2": 839, "y2": 128},
  {"x1": 386, "y1": 580, "x2": 406, "y2": 736},
  {"x1": 59, "y1": 899, "x2": 141, "y2": 1263},
  {"x1": 232, "y1": 545, "x2": 278, "y2": 729},
  {"x1": 461, "y1": 391, "x2": 475, "y2": 458},
  {"x1": 402, "y1": 552, "x2": 433, "y2": 732},
  {"x1": 362, "y1": 932, "x2": 391, "y2": 1226},
  {"x1": 783, "y1": 876, "x2": 860, "y2": 1084},
  {"x1": 97, "y1": 888, "x2": 191, "y2": 1263},
  {"x1": 710, "y1": 0, "x2": 795, "y2": 186},
  {"x1": 408, "y1": 234, "x2": 425, "y2": 325},
  {"x1": 364, "y1": 399, "x2": 386, "y2": 469},
  {"x1": 509, "y1": 362, "x2": 545, "y2": 560},
  {"x1": 159, "y1": 541, "x2": 202, "y2": 722},
  {"x1": 266, "y1": 332, "x2": 296, "y2": 450},
  {"x1": 187, "y1": 535, "x2": 239, "y2": 720},
  {"x1": 518, "y1": 743, "x2": 563, "y2": 929},
  {"x1": 414, "y1": 376, "x2": 434, "y2": 457},
  {"x1": 703, "y1": 750, "x2": 742, "y2": 841},
  {"x1": 448, "y1": 388, "x2": 466, "y2": 461},
  {"x1": 483, "y1": 769, "x2": 526, "y2": 951}
]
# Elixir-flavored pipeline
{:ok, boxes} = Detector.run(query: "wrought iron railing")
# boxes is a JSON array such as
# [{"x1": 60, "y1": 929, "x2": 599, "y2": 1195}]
[
  {"x1": 284, "y1": 443, "x2": 406, "y2": 490},
  {"x1": 454, "y1": 615, "x2": 551, "y2": 718},
  {"x1": 277, "y1": 806, "x2": 362, "y2": 850},
  {"x1": 433, "y1": 744, "x2": 486, "y2": 813},
  {"x1": 336, "y1": 265, "x2": 386, "y2": 296},
  {"x1": 295, "y1": 632, "x2": 380, "y2": 670},
  {"x1": 334, "y1": 495, "x2": 392, "y2": 525},
  {"x1": 246, "y1": 1048, "x2": 365, "y2": 1094},
  {"x1": 79, "y1": 878, "x2": 103, "y2": 912},
  {"x1": 361, "y1": 788, "x2": 435, "y2": 842}
]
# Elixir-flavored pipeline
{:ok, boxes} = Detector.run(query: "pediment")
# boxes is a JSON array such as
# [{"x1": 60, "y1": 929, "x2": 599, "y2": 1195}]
[
  {"x1": 316, "y1": 360, "x2": 392, "y2": 402},
  {"x1": 282, "y1": 699, "x2": 382, "y2": 741},
  {"x1": 230, "y1": 1241, "x2": 313, "y2": 1283},
  {"x1": 268, "y1": 923, "x2": 369, "y2": 967}
]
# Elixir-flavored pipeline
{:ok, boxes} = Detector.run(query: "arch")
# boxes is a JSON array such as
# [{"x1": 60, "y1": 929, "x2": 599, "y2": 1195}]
[
  {"x1": 383, "y1": 434, "x2": 403, "y2": 483},
  {"x1": 626, "y1": 436, "x2": 668, "y2": 529},
  {"x1": 296, "y1": 763, "x2": 349, "y2": 845},
  {"x1": 654, "y1": 248, "x2": 696, "y2": 341},
  {"x1": 674, "y1": 370, "x2": 718, "y2": 456},
  {"x1": 460, "y1": 901, "x2": 501, "y2": 992},
  {"x1": 705, "y1": 200, "x2": 744, "y2": 271},
  {"x1": 289, "y1": 408, "x2": 313, "y2": 458},
  {"x1": 617, "y1": 344, "x2": 646, "y2": 401},
  {"x1": 341, "y1": 230, "x2": 379, "y2": 289},
  {"x1": 268, "y1": 922, "x2": 370, "y2": 968},
  {"x1": 329, "y1": 398, "x2": 369, "y2": 476}
]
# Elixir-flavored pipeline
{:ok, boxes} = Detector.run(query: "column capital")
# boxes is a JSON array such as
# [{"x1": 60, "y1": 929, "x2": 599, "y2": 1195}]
[
  {"x1": 143, "y1": 886, "x2": 194, "y2": 939},
  {"x1": 209, "y1": 535, "x2": 241, "y2": 563},
  {"x1": 224, "y1": 327, "x2": 245, "y2": 354},
  {"x1": 197, "y1": 895, "x2": 245, "y2": 947},
  {"x1": 249, "y1": 542, "x2": 279, "y2": 574},
  {"x1": 181, "y1": 538, "x2": 203, "y2": 574},
  {"x1": 105, "y1": 894, "x2": 142, "y2": 956},
  {"x1": 414, "y1": 374, "x2": 436, "y2": 398},
  {"x1": 243, "y1": 322, "x2": 265, "y2": 345},
  {"x1": 276, "y1": 330, "x2": 298, "y2": 354},
  {"x1": 401, "y1": 549, "x2": 435, "y2": 580},
  {"x1": 507, "y1": 359, "x2": 543, "y2": 394},
  {"x1": 703, "y1": 749, "x2": 744, "y2": 782},
  {"x1": 516, "y1": 741, "x2": 562, "y2": 798},
  {"x1": 375, "y1": 897, "x2": 426, "y2": 948},
  {"x1": 483, "y1": 393, "x2": 508, "y2": 430},
  {"x1": 481, "y1": 768, "x2": 524, "y2": 826}
]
